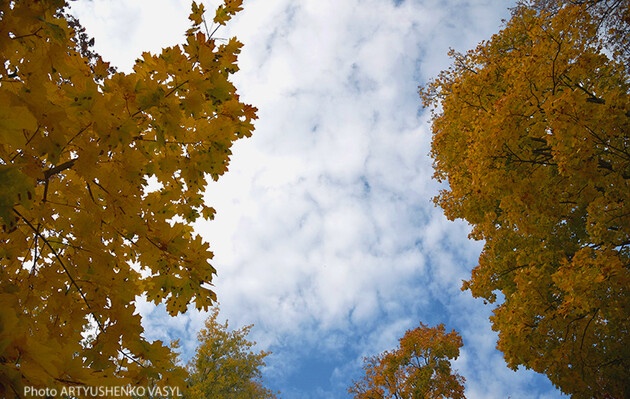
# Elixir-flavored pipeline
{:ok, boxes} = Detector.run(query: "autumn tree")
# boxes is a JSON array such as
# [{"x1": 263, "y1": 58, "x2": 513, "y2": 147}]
[
  {"x1": 420, "y1": 0, "x2": 629, "y2": 397},
  {"x1": 0, "y1": 0, "x2": 256, "y2": 397},
  {"x1": 349, "y1": 323, "x2": 465, "y2": 399},
  {"x1": 185, "y1": 306, "x2": 278, "y2": 399}
]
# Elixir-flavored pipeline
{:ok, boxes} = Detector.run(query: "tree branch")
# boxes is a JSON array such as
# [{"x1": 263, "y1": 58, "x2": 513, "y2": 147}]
[{"x1": 43, "y1": 158, "x2": 77, "y2": 180}]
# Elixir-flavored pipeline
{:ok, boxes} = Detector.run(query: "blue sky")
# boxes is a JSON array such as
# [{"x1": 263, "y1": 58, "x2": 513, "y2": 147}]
[{"x1": 70, "y1": 1, "x2": 568, "y2": 398}]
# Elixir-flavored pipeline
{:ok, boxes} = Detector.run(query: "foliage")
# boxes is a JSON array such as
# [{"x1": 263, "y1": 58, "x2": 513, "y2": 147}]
[
  {"x1": 185, "y1": 306, "x2": 277, "y2": 399},
  {"x1": 522, "y1": 0, "x2": 630, "y2": 69},
  {"x1": 349, "y1": 323, "x2": 465, "y2": 399},
  {"x1": 420, "y1": 1, "x2": 629, "y2": 397},
  {"x1": 0, "y1": 0, "x2": 256, "y2": 396}
]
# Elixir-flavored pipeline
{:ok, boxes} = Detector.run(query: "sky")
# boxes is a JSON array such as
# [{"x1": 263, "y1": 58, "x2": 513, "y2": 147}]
[{"x1": 69, "y1": 1, "x2": 568, "y2": 398}]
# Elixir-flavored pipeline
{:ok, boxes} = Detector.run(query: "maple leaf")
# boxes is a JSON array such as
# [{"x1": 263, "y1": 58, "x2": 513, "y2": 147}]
[
  {"x1": 189, "y1": 1, "x2": 205, "y2": 26},
  {"x1": 213, "y1": 0, "x2": 243, "y2": 25}
]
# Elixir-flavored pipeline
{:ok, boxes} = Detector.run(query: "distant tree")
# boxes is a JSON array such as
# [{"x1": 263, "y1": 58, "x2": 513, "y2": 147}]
[
  {"x1": 0, "y1": 0, "x2": 255, "y2": 396},
  {"x1": 420, "y1": 0, "x2": 629, "y2": 397},
  {"x1": 349, "y1": 323, "x2": 465, "y2": 399},
  {"x1": 185, "y1": 306, "x2": 278, "y2": 399}
]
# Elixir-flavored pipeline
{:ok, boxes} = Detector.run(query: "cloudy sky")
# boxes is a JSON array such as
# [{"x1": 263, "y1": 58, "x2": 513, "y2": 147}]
[{"x1": 70, "y1": 0, "x2": 567, "y2": 398}]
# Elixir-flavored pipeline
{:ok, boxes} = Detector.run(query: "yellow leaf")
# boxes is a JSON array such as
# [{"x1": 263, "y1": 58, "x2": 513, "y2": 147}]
[{"x1": 0, "y1": 94, "x2": 37, "y2": 148}]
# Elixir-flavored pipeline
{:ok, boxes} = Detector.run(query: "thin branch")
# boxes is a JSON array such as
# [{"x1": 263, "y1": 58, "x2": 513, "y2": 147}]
[
  {"x1": 201, "y1": 14, "x2": 213, "y2": 38},
  {"x1": 29, "y1": 223, "x2": 43, "y2": 276},
  {"x1": 11, "y1": 126, "x2": 41, "y2": 162},
  {"x1": 10, "y1": 27, "x2": 43, "y2": 40},
  {"x1": 164, "y1": 79, "x2": 190, "y2": 99},
  {"x1": 497, "y1": 263, "x2": 530, "y2": 279},
  {"x1": 66, "y1": 123, "x2": 93, "y2": 148}
]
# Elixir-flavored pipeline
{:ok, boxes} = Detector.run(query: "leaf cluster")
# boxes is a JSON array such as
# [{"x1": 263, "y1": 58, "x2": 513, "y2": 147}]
[
  {"x1": 0, "y1": 0, "x2": 255, "y2": 396},
  {"x1": 420, "y1": 1, "x2": 629, "y2": 397}
]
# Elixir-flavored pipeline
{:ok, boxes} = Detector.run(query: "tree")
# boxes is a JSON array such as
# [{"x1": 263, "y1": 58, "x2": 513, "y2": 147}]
[
  {"x1": 420, "y1": 1, "x2": 629, "y2": 397},
  {"x1": 0, "y1": 0, "x2": 256, "y2": 396},
  {"x1": 349, "y1": 323, "x2": 465, "y2": 399},
  {"x1": 185, "y1": 306, "x2": 278, "y2": 399}
]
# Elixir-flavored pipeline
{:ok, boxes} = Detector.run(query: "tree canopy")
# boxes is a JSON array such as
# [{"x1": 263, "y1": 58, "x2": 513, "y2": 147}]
[
  {"x1": 421, "y1": 0, "x2": 629, "y2": 397},
  {"x1": 185, "y1": 306, "x2": 277, "y2": 399},
  {"x1": 349, "y1": 323, "x2": 465, "y2": 399},
  {"x1": 0, "y1": 0, "x2": 256, "y2": 396}
]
